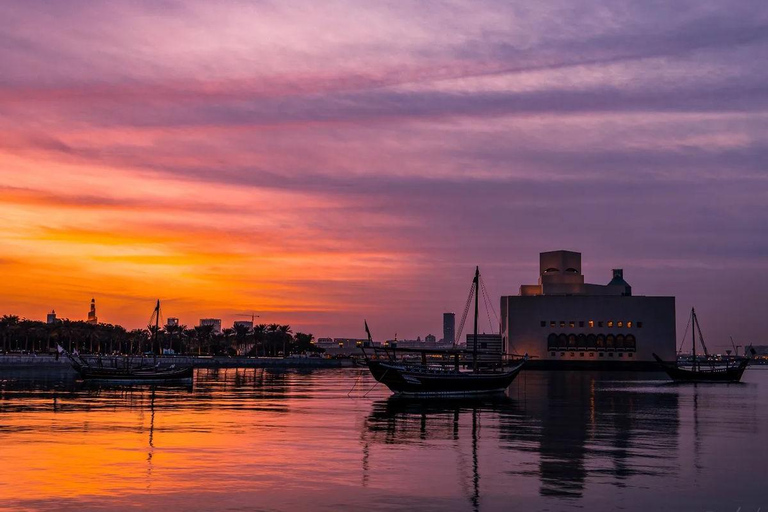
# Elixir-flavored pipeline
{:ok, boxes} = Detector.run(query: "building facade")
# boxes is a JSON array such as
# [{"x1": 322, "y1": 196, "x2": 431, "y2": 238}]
[
  {"x1": 501, "y1": 250, "x2": 676, "y2": 369},
  {"x1": 199, "y1": 318, "x2": 222, "y2": 334},
  {"x1": 443, "y1": 312, "x2": 455, "y2": 344}
]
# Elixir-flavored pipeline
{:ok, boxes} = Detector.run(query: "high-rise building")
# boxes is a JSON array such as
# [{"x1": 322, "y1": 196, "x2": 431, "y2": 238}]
[
  {"x1": 167, "y1": 317, "x2": 179, "y2": 327},
  {"x1": 87, "y1": 298, "x2": 98, "y2": 324},
  {"x1": 443, "y1": 312, "x2": 455, "y2": 344},
  {"x1": 47, "y1": 310, "x2": 57, "y2": 324}
]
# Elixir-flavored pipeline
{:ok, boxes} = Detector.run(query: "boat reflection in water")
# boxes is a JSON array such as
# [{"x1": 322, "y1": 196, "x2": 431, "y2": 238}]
[{"x1": 362, "y1": 371, "x2": 683, "y2": 508}]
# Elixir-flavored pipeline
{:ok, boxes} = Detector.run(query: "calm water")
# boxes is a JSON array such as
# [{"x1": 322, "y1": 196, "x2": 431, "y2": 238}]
[{"x1": 1, "y1": 367, "x2": 767, "y2": 512}]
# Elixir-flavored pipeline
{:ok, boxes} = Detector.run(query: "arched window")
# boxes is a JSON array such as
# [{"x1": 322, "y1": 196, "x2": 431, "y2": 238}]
[
  {"x1": 568, "y1": 334, "x2": 577, "y2": 347},
  {"x1": 625, "y1": 334, "x2": 636, "y2": 350},
  {"x1": 558, "y1": 333, "x2": 568, "y2": 348},
  {"x1": 615, "y1": 334, "x2": 625, "y2": 350},
  {"x1": 544, "y1": 267, "x2": 559, "y2": 274},
  {"x1": 606, "y1": 334, "x2": 615, "y2": 349},
  {"x1": 565, "y1": 267, "x2": 579, "y2": 274},
  {"x1": 548, "y1": 333, "x2": 558, "y2": 350},
  {"x1": 587, "y1": 334, "x2": 597, "y2": 349},
  {"x1": 577, "y1": 333, "x2": 587, "y2": 349},
  {"x1": 596, "y1": 334, "x2": 605, "y2": 348}
]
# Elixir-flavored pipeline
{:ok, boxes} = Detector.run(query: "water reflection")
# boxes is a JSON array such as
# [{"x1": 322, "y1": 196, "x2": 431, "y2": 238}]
[
  {"x1": 0, "y1": 367, "x2": 765, "y2": 511},
  {"x1": 363, "y1": 372, "x2": 686, "y2": 509}
]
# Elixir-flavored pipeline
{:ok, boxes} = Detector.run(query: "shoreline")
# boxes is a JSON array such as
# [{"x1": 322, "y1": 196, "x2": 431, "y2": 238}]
[{"x1": 0, "y1": 354, "x2": 353, "y2": 369}]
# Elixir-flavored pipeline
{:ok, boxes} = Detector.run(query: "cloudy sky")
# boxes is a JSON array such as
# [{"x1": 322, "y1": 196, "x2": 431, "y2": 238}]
[{"x1": 1, "y1": 1, "x2": 766, "y2": 349}]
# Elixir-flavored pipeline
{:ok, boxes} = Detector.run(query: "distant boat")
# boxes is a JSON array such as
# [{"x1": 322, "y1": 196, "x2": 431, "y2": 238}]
[
  {"x1": 57, "y1": 300, "x2": 193, "y2": 384},
  {"x1": 653, "y1": 307, "x2": 749, "y2": 383},
  {"x1": 362, "y1": 267, "x2": 526, "y2": 396}
]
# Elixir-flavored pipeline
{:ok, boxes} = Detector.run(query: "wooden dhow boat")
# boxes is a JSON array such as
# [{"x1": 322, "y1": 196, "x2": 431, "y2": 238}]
[
  {"x1": 653, "y1": 307, "x2": 749, "y2": 383},
  {"x1": 58, "y1": 300, "x2": 193, "y2": 384},
  {"x1": 362, "y1": 267, "x2": 526, "y2": 397}
]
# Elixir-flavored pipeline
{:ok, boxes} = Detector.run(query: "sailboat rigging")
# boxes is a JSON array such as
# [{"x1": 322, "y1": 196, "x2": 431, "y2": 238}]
[
  {"x1": 362, "y1": 266, "x2": 526, "y2": 396},
  {"x1": 653, "y1": 307, "x2": 749, "y2": 383}
]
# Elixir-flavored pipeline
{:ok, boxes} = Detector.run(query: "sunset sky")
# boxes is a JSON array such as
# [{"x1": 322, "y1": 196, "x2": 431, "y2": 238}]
[{"x1": 1, "y1": 1, "x2": 766, "y2": 348}]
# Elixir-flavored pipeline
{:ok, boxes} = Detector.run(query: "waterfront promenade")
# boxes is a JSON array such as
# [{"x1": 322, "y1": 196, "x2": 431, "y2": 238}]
[{"x1": 0, "y1": 353, "x2": 350, "y2": 369}]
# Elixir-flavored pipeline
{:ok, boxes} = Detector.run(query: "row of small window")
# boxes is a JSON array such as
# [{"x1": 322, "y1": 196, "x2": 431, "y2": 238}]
[
  {"x1": 551, "y1": 351, "x2": 634, "y2": 358},
  {"x1": 541, "y1": 320, "x2": 643, "y2": 329},
  {"x1": 547, "y1": 333, "x2": 637, "y2": 350}
]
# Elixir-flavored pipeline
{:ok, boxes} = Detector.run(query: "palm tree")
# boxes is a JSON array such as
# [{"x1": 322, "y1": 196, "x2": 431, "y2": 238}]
[
  {"x1": 278, "y1": 324, "x2": 292, "y2": 356},
  {"x1": 182, "y1": 327, "x2": 196, "y2": 355},
  {"x1": 222, "y1": 328, "x2": 235, "y2": 355},
  {"x1": 233, "y1": 324, "x2": 250, "y2": 355},
  {"x1": 194, "y1": 325, "x2": 214, "y2": 355},
  {"x1": 164, "y1": 321, "x2": 180, "y2": 354},
  {"x1": 247, "y1": 324, "x2": 267, "y2": 356},
  {"x1": 1, "y1": 315, "x2": 19, "y2": 353}
]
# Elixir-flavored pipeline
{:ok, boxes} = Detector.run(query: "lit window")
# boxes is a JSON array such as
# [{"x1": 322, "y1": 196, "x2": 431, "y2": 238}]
[
  {"x1": 559, "y1": 321, "x2": 564, "y2": 328},
  {"x1": 637, "y1": 322, "x2": 643, "y2": 328},
  {"x1": 627, "y1": 321, "x2": 633, "y2": 328},
  {"x1": 550, "y1": 321, "x2": 556, "y2": 328},
  {"x1": 588, "y1": 320, "x2": 594, "y2": 328},
  {"x1": 579, "y1": 321, "x2": 585, "y2": 328},
  {"x1": 569, "y1": 321, "x2": 575, "y2": 328},
  {"x1": 540, "y1": 321, "x2": 546, "y2": 327},
  {"x1": 607, "y1": 320, "x2": 614, "y2": 328},
  {"x1": 617, "y1": 321, "x2": 623, "y2": 328}
]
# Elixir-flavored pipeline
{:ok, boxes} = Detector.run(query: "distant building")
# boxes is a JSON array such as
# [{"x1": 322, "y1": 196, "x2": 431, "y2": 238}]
[
  {"x1": 47, "y1": 310, "x2": 57, "y2": 324},
  {"x1": 443, "y1": 312, "x2": 455, "y2": 345},
  {"x1": 233, "y1": 320, "x2": 253, "y2": 331},
  {"x1": 334, "y1": 338, "x2": 369, "y2": 348},
  {"x1": 501, "y1": 250, "x2": 675, "y2": 369},
  {"x1": 87, "y1": 298, "x2": 98, "y2": 324},
  {"x1": 316, "y1": 337, "x2": 335, "y2": 348},
  {"x1": 199, "y1": 318, "x2": 222, "y2": 334},
  {"x1": 425, "y1": 334, "x2": 437, "y2": 344},
  {"x1": 167, "y1": 317, "x2": 179, "y2": 327}
]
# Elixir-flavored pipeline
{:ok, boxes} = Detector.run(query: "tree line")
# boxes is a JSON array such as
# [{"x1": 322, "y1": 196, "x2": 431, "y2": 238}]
[{"x1": 0, "y1": 315, "x2": 322, "y2": 357}]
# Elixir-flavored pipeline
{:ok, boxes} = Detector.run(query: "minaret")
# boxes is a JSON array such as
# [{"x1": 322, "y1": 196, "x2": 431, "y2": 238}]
[{"x1": 87, "y1": 298, "x2": 98, "y2": 324}]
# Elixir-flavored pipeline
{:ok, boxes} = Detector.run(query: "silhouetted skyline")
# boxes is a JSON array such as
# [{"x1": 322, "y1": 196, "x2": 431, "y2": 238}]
[{"x1": 1, "y1": 1, "x2": 766, "y2": 350}]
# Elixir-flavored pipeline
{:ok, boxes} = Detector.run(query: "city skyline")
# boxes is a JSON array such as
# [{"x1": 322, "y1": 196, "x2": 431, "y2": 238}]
[{"x1": 1, "y1": 1, "x2": 767, "y2": 350}]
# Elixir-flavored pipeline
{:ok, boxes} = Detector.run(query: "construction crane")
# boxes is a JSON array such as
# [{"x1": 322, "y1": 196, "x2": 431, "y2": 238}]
[{"x1": 235, "y1": 312, "x2": 260, "y2": 324}]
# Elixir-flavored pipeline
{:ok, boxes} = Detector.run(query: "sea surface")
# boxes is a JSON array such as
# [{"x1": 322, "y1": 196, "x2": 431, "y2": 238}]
[{"x1": 1, "y1": 366, "x2": 767, "y2": 512}]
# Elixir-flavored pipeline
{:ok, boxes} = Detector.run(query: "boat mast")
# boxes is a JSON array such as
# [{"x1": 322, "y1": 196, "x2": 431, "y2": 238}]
[
  {"x1": 691, "y1": 307, "x2": 697, "y2": 372},
  {"x1": 473, "y1": 266, "x2": 479, "y2": 373},
  {"x1": 154, "y1": 300, "x2": 160, "y2": 363}
]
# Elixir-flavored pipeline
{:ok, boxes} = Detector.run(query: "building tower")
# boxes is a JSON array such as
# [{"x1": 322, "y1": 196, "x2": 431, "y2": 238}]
[
  {"x1": 47, "y1": 310, "x2": 57, "y2": 324},
  {"x1": 87, "y1": 298, "x2": 98, "y2": 324},
  {"x1": 443, "y1": 312, "x2": 456, "y2": 345}
]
